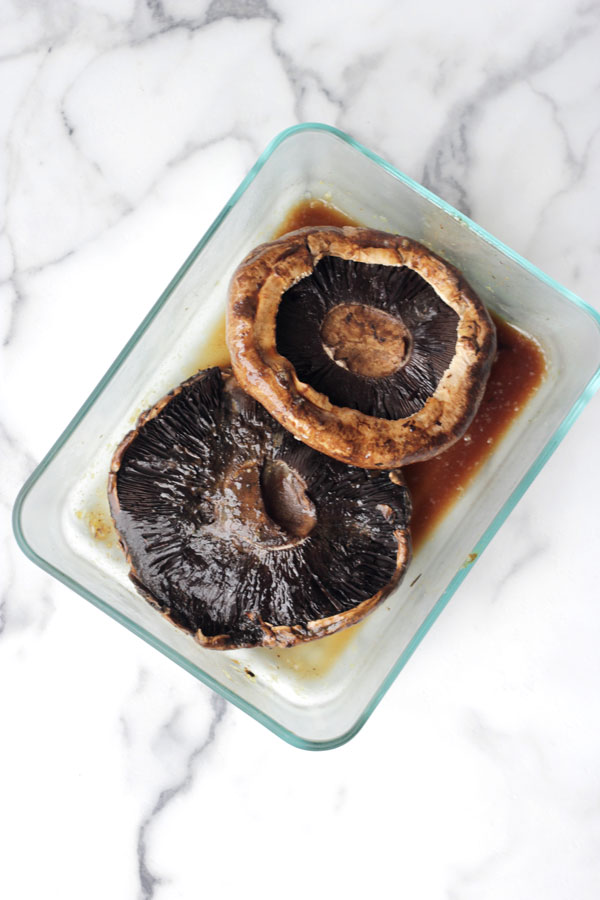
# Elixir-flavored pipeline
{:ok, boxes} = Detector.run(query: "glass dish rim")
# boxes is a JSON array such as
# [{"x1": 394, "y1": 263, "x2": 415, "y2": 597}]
[{"x1": 12, "y1": 122, "x2": 600, "y2": 751}]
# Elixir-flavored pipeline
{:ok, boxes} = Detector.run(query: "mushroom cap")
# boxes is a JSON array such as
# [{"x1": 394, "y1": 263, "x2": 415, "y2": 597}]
[
  {"x1": 108, "y1": 367, "x2": 412, "y2": 650},
  {"x1": 227, "y1": 226, "x2": 497, "y2": 469}
]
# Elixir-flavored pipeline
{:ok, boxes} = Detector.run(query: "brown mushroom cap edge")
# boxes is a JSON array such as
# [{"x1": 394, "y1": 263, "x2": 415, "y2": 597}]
[{"x1": 227, "y1": 226, "x2": 497, "y2": 469}]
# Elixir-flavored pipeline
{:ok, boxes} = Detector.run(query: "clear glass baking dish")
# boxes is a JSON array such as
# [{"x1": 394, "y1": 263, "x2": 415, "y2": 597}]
[{"x1": 13, "y1": 123, "x2": 600, "y2": 750}]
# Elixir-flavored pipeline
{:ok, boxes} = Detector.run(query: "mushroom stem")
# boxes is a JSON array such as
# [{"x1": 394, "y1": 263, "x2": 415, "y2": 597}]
[
  {"x1": 321, "y1": 303, "x2": 412, "y2": 377},
  {"x1": 260, "y1": 459, "x2": 317, "y2": 539}
]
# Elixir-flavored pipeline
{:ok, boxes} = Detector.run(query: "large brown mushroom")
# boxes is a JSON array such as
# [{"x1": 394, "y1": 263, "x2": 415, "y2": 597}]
[
  {"x1": 227, "y1": 226, "x2": 496, "y2": 469},
  {"x1": 108, "y1": 367, "x2": 412, "y2": 650}
]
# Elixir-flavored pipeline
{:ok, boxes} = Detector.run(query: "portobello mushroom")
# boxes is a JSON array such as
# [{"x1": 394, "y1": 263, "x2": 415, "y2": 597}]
[
  {"x1": 108, "y1": 367, "x2": 412, "y2": 650},
  {"x1": 227, "y1": 226, "x2": 496, "y2": 469}
]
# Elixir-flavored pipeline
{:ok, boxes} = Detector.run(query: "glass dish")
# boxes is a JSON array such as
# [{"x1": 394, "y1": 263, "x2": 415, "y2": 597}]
[{"x1": 13, "y1": 124, "x2": 600, "y2": 750}]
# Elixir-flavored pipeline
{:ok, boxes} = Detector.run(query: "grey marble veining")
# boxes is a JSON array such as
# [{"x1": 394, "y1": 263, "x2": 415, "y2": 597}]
[{"x1": 2, "y1": 1, "x2": 600, "y2": 898}]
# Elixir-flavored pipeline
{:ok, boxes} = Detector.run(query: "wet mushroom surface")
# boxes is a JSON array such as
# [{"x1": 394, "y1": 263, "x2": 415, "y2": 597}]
[
  {"x1": 227, "y1": 226, "x2": 497, "y2": 469},
  {"x1": 108, "y1": 367, "x2": 412, "y2": 650}
]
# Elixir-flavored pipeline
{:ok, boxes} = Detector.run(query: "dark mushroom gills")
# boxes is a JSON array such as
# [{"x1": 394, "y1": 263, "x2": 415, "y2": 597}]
[
  {"x1": 277, "y1": 256, "x2": 459, "y2": 419},
  {"x1": 108, "y1": 367, "x2": 412, "y2": 650}
]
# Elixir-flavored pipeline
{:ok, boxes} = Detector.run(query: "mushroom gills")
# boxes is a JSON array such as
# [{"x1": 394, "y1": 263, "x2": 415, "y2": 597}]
[
  {"x1": 276, "y1": 255, "x2": 459, "y2": 419},
  {"x1": 109, "y1": 367, "x2": 412, "y2": 649}
]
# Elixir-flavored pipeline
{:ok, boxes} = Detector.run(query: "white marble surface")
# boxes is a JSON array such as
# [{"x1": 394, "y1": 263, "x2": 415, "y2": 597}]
[{"x1": 2, "y1": 1, "x2": 600, "y2": 897}]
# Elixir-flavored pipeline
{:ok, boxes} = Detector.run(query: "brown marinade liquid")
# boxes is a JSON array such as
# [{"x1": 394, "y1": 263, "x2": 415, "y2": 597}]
[
  {"x1": 275, "y1": 199, "x2": 358, "y2": 235},
  {"x1": 405, "y1": 317, "x2": 545, "y2": 549},
  {"x1": 275, "y1": 199, "x2": 547, "y2": 553}
]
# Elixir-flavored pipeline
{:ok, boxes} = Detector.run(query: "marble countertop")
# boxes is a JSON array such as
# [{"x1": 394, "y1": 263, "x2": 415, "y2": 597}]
[{"x1": 2, "y1": 1, "x2": 600, "y2": 897}]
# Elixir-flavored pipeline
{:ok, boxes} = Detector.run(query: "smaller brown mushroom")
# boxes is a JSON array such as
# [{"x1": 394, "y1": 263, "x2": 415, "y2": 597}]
[
  {"x1": 108, "y1": 367, "x2": 412, "y2": 650},
  {"x1": 227, "y1": 226, "x2": 496, "y2": 469}
]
